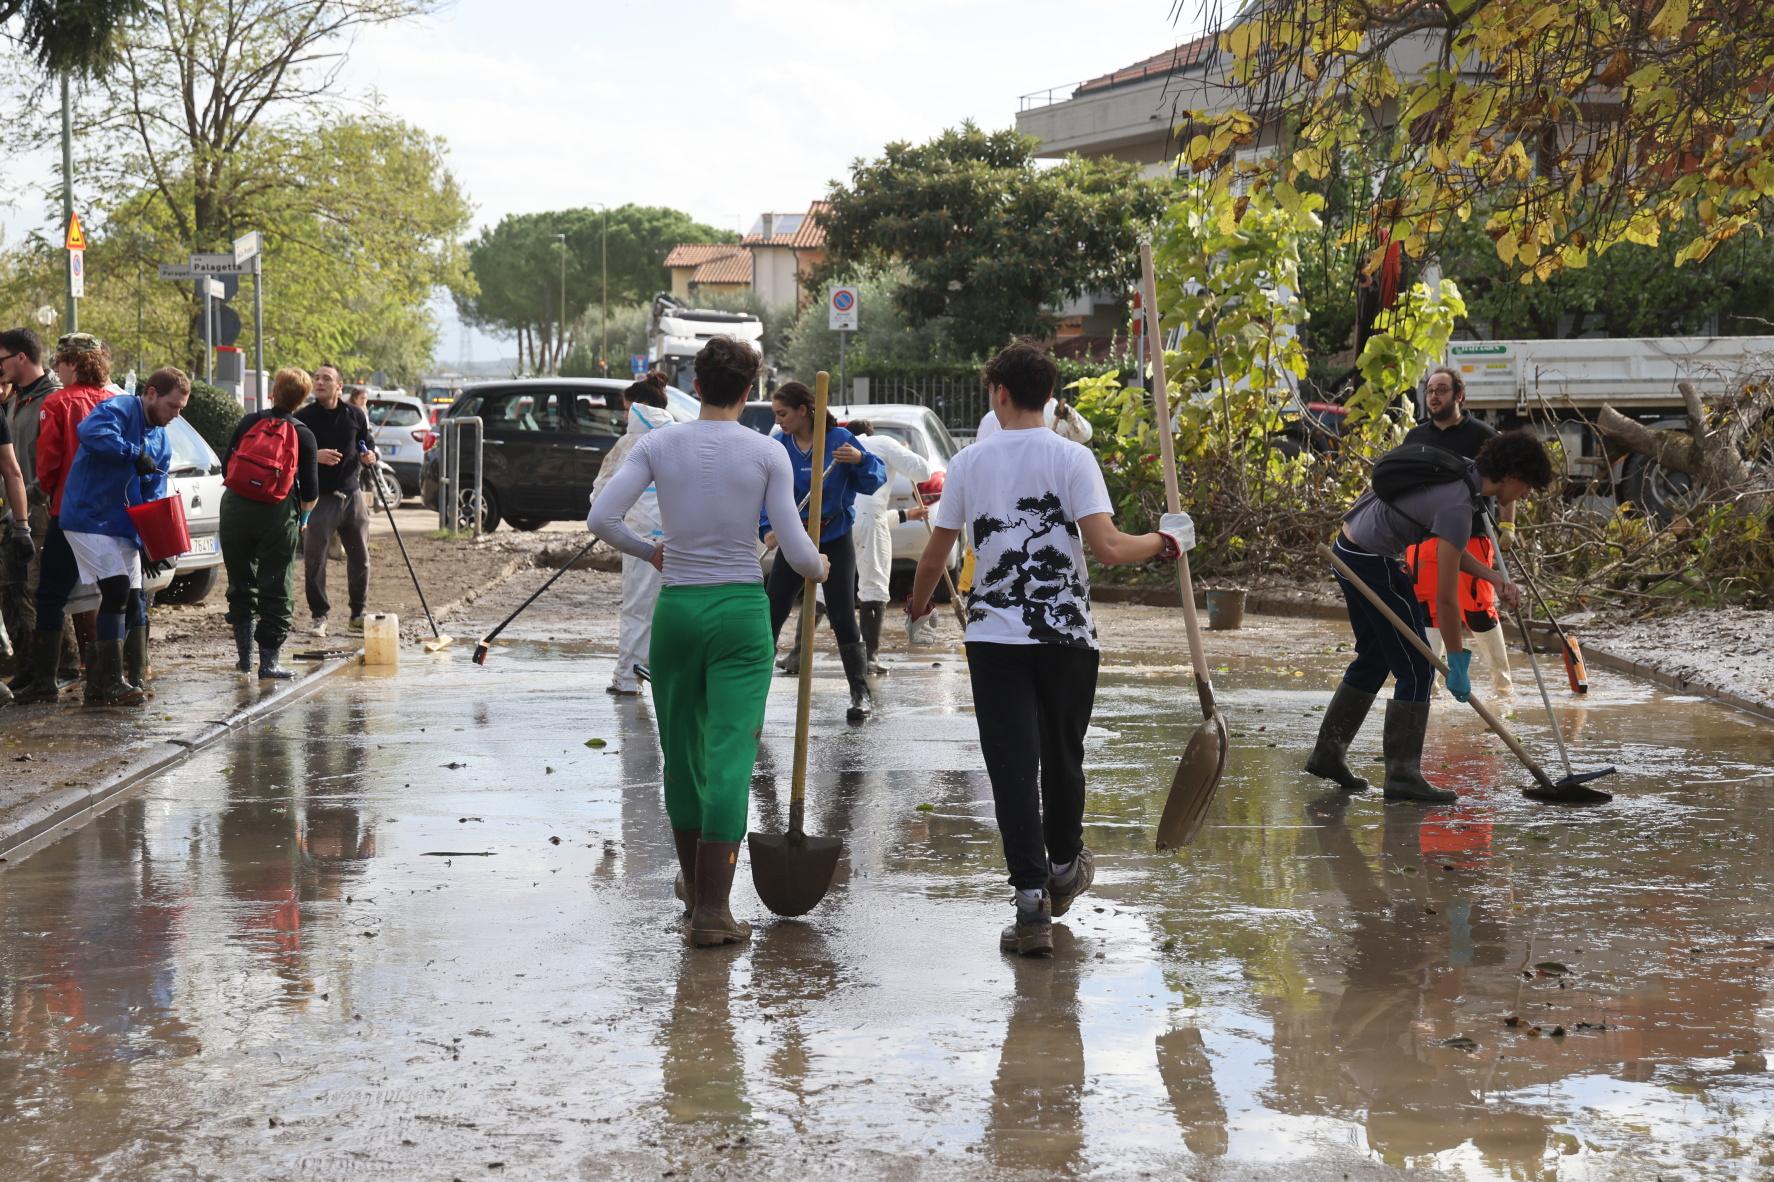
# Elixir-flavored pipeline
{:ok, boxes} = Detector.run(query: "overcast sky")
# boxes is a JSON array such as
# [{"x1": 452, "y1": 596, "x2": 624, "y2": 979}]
[{"x1": 5, "y1": 0, "x2": 1206, "y2": 366}]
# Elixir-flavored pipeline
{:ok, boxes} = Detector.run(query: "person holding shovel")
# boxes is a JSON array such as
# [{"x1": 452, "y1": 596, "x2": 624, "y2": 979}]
[
  {"x1": 588, "y1": 371, "x2": 674, "y2": 696},
  {"x1": 1306, "y1": 430, "x2": 1552, "y2": 804},
  {"x1": 908, "y1": 341, "x2": 1190, "y2": 957},
  {"x1": 587, "y1": 336, "x2": 827, "y2": 949},
  {"x1": 220, "y1": 367, "x2": 320, "y2": 680},
  {"x1": 760, "y1": 381, "x2": 886, "y2": 723}
]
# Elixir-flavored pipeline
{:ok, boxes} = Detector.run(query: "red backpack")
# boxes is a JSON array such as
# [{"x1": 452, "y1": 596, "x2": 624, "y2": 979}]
[{"x1": 225, "y1": 416, "x2": 300, "y2": 503}]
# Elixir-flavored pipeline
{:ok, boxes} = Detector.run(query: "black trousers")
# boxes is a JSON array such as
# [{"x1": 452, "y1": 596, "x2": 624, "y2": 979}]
[
  {"x1": 1331, "y1": 534, "x2": 1434, "y2": 702},
  {"x1": 766, "y1": 529, "x2": 860, "y2": 646},
  {"x1": 32, "y1": 518, "x2": 80, "y2": 630},
  {"x1": 966, "y1": 641, "x2": 1100, "y2": 891}
]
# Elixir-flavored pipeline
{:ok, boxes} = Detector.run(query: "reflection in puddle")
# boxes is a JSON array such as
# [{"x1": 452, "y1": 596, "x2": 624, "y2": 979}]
[{"x1": 0, "y1": 633, "x2": 1771, "y2": 1179}]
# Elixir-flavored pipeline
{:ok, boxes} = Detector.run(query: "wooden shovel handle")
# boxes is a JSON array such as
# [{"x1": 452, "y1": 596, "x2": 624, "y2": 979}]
[
  {"x1": 1317, "y1": 543, "x2": 1555, "y2": 789},
  {"x1": 789, "y1": 373, "x2": 830, "y2": 829},
  {"x1": 1139, "y1": 241, "x2": 1216, "y2": 720},
  {"x1": 916, "y1": 494, "x2": 969, "y2": 628}
]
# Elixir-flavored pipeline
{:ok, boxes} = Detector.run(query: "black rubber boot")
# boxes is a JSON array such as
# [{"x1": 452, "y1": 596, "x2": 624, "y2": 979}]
[
  {"x1": 690, "y1": 840, "x2": 751, "y2": 948},
  {"x1": 672, "y1": 828, "x2": 699, "y2": 914},
  {"x1": 838, "y1": 641, "x2": 874, "y2": 723},
  {"x1": 124, "y1": 626, "x2": 149, "y2": 695},
  {"x1": 11, "y1": 631, "x2": 66, "y2": 704},
  {"x1": 232, "y1": 618, "x2": 254, "y2": 673},
  {"x1": 259, "y1": 644, "x2": 296, "y2": 681},
  {"x1": 85, "y1": 640, "x2": 145, "y2": 707},
  {"x1": 859, "y1": 601, "x2": 888, "y2": 675},
  {"x1": 778, "y1": 630, "x2": 803, "y2": 676},
  {"x1": 1382, "y1": 699, "x2": 1455, "y2": 803},
  {"x1": 1305, "y1": 682, "x2": 1376, "y2": 792}
]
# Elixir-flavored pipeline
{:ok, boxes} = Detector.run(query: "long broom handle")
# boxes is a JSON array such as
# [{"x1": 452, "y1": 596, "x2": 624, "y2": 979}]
[
  {"x1": 372, "y1": 474, "x2": 442, "y2": 640},
  {"x1": 1318, "y1": 543, "x2": 1555, "y2": 789},
  {"x1": 915, "y1": 492, "x2": 969, "y2": 628},
  {"x1": 479, "y1": 537, "x2": 599, "y2": 648},
  {"x1": 1484, "y1": 518, "x2": 1575, "y2": 776},
  {"x1": 1139, "y1": 241, "x2": 1216, "y2": 720},
  {"x1": 789, "y1": 372, "x2": 830, "y2": 834}
]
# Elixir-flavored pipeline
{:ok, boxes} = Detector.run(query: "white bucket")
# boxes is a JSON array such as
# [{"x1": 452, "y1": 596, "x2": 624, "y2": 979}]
[{"x1": 362, "y1": 612, "x2": 399, "y2": 666}]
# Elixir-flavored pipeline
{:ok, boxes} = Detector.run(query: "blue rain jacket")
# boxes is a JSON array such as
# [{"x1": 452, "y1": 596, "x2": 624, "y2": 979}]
[
  {"x1": 761, "y1": 426, "x2": 886, "y2": 544},
  {"x1": 58, "y1": 395, "x2": 171, "y2": 540}
]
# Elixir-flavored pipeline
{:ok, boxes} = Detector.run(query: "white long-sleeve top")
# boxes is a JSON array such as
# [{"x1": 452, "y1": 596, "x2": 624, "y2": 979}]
[
  {"x1": 975, "y1": 398, "x2": 1093, "y2": 444},
  {"x1": 587, "y1": 419, "x2": 823, "y2": 587},
  {"x1": 853, "y1": 433, "x2": 933, "y2": 521}
]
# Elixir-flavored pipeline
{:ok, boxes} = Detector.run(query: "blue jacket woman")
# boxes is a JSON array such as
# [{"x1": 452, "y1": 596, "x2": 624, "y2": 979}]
[{"x1": 759, "y1": 380, "x2": 886, "y2": 722}]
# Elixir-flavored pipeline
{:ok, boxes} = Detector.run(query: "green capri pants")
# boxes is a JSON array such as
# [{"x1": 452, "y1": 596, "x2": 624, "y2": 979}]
[{"x1": 648, "y1": 582, "x2": 775, "y2": 842}]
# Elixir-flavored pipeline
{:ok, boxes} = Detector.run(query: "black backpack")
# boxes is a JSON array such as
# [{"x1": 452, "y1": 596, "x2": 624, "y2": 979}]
[{"x1": 1369, "y1": 443, "x2": 1477, "y2": 533}]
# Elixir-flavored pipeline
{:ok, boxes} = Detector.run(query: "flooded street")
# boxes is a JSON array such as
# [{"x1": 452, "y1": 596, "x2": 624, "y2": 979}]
[{"x1": 4, "y1": 618, "x2": 1774, "y2": 1180}]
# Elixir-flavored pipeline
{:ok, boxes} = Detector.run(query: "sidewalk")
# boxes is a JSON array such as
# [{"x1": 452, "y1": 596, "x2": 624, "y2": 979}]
[{"x1": 0, "y1": 516, "x2": 565, "y2": 857}]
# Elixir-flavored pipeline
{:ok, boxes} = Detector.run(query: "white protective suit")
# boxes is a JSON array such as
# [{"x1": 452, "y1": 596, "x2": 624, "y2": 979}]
[
  {"x1": 975, "y1": 398, "x2": 1093, "y2": 444},
  {"x1": 588, "y1": 402, "x2": 673, "y2": 692},
  {"x1": 853, "y1": 433, "x2": 933, "y2": 604}
]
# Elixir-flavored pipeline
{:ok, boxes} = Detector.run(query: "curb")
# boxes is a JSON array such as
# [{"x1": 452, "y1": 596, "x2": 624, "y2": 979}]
[
  {"x1": 0, "y1": 652, "x2": 359, "y2": 865},
  {"x1": 1097, "y1": 582, "x2": 1774, "y2": 724}
]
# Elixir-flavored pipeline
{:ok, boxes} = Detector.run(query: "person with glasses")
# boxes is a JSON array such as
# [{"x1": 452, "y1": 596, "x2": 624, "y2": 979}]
[{"x1": 0, "y1": 328, "x2": 80, "y2": 703}]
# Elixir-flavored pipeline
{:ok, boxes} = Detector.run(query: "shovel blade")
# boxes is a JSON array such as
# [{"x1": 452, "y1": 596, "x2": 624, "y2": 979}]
[
  {"x1": 748, "y1": 829, "x2": 843, "y2": 918},
  {"x1": 1522, "y1": 766, "x2": 1616, "y2": 805},
  {"x1": 1155, "y1": 713, "x2": 1230, "y2": 851}
]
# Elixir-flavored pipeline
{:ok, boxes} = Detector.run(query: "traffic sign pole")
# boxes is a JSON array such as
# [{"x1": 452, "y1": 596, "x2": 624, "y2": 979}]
[{"x1": 827, "y1": 285, "x2": 859, "y2": 403}]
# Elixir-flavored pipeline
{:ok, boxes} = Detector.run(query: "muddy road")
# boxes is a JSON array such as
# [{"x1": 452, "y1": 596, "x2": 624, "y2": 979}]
[{"x1": 2, "y1": 604, "x2": 1773, "y2": 1180}]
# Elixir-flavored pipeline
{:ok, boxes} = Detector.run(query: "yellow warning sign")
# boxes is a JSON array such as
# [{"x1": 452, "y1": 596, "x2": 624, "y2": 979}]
[{"x1": 65, "y1": 213, "x2": 86, "y2": 251}]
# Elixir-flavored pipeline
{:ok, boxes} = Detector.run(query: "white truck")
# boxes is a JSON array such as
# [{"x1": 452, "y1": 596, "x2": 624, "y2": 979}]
[
  {"x1": 647, "y1": 294, "x2": 764, "y2": 393},
  {"x1": 1442, "y1": 335, "x2": 1774, "y2": 517}
]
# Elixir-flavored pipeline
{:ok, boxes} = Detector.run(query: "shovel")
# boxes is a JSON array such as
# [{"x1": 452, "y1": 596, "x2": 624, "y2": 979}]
[
  {"x1": 750, "y1": 370, "x2": 843, "y2": 917},
  {"x1": 369, "y1": 464, "x2": 451, "y2": 652},
  {"x1": 1140, "y1": 241, "x2": 1229, "y2": 851},
  {"x1": 1483, "y1": 520, "x2": 1616, "y2": 802},
  {"x1": 915, "y1": 493, "x2": 969, "y2": 631},
  {"x1": 1318, "y1": 543, "x2": 1614, "y2": 805}
]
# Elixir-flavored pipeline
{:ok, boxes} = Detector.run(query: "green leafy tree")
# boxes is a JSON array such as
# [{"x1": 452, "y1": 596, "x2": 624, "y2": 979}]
[
  {"x1": 1, "y1": 0, "x2": 142, "y2": 76},
  {"x1": 457, "y1": 206, "x2": 733, "y2": 373},
  {"x1": 818, "y1": 122, "x2": 1167, "y2": 357},
  {"x1": 782, "y1": 266, "x2": 947, "y2": 380}
]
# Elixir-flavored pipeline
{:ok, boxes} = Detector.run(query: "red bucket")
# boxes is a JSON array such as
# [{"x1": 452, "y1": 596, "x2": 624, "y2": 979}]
[{"x1": 128, "y1": 495, "x2": 192, "y2": 563}]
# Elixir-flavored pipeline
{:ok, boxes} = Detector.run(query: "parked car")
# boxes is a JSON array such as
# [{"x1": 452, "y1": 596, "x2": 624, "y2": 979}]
[
  {"x1": 156, "y1": 415, "x2": 225, "y2": 603},
  {"x1": 420, "y1": 378, "x2": 694, "y2": 532},
  {"x1": 831, "y1": 404, "x2": 961, "y2": 576},
  {"x1": 739, "y1": 400, "x2": 777, "y2": 435},
  {"x1": 364, "y1": 391, "x2": 429, "y2": 495}
]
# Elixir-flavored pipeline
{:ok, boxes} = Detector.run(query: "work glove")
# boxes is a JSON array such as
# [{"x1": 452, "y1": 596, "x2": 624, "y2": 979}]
[
  {"x1": 905, "y1": 597, "x2": 939, "y2": 644},
  {"x1": 1495, "y1": 521, "x2": 1517, "y2": 550},
  {"x1": 1156, "y1": 511, "x2": 1196, "y2": 560},
  {"x1": 1444, "y1": 650, "x2": 1473, "y2": 702},
  {"x1": 140, "y1": 549, "x2": 176, "y2": 579},
  {"x1": 3, "y1": 526, "x2": 34, "y2": 565},
  {"x1": 133, "y1": 449, "x2": 158, "y2": 477}
]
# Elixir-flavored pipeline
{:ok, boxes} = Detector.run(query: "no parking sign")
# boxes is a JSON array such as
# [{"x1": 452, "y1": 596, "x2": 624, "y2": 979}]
[{"x1": 828, "y1": 285, "x2": 858, "y2": 331}]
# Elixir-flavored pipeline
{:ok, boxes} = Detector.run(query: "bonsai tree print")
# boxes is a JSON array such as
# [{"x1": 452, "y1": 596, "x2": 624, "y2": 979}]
[{"x1": 970, "y1": 492, "x2": 1095, "y2": 647}]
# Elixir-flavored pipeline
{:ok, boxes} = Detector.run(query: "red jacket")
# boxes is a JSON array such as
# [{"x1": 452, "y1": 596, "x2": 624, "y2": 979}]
[{"x1": 36, "y1": 384, "x2": 111, "y2": 515}]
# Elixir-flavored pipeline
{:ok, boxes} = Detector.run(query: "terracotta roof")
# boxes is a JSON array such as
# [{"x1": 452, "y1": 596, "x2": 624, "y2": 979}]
[
  {"x1": 1075, "y1": 35, "x2": 1213, "y2": 96},
  {"x1": 664, "y1": 242, "x2": 740, "y2": 268},
  {"x1": 742, "y1": 201, "x2": 828, "y2": 250},
  {"x1": 693, "y1": 250, "x2": 753, "y2": 285}
]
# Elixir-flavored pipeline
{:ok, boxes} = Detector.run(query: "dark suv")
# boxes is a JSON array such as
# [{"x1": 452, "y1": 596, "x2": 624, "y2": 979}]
[{"x1": 420, "y1": 379, "x2": 637, "y2": 532}]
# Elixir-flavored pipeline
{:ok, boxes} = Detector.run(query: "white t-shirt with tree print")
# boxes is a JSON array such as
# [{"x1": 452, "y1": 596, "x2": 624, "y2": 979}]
[{"x1": 933, "y1": 426, "x2": 1113, "y2": 648}]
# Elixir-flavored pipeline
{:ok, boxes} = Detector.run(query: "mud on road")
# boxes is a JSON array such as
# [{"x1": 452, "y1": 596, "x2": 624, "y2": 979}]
[{"x1": 5, "y1": 562, "x2": 1774, "y2": 1179}]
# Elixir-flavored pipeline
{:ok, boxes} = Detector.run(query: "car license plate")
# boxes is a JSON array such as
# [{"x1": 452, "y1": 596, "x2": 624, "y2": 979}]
[
  {"x1": 382, "y1": 444, "x2": 400, "y2": 457},
  {"x1": 190, "y1": 534, "x2": 220, "y2": 556}
]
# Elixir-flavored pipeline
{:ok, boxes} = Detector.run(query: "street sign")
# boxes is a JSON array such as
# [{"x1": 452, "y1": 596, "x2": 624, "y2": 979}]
[
  {"x1": 233, "y1": 231, "x2": 261, "y2": 265},
  {"x1": 203, "y1": 276, "x2": 225, "y2": 299},
  {"x1": 65, "y1": 213, "x2": 86, "y2": 251},
  {"x1": 158, "y1": 263, "x2": 199, "y2": 280},
  {"x1": 187, "y1": 252, "x2": 251, "y2": 275},
  {"x1": 828, "y1": 285, "x2": 858, "y2": 332},
  {"x1": 68, "y1": 250, "x2": 85, "y2": 298}
]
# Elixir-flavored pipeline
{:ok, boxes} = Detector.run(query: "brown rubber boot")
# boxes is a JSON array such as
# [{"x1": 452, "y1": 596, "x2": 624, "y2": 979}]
[
  {"x1": 86, "y1": 640, "x2": 145, "y2": 707},
  {"x1": 672, "y1": 828, "x2": 699, "y2": 913},
  {"x1": 1305, "y1": 682, "x2": 1376, "y2": 792},
  {"x1": 690, "y1": 840, "x2": 751, "y2": 948}
]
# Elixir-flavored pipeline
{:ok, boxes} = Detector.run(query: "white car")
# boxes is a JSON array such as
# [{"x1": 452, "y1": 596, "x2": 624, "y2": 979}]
[{"x1": 364, "y1": 392, "x2": 430, "y2": 496}]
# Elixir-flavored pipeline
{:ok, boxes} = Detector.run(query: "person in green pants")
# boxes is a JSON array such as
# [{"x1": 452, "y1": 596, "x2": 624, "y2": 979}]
[
  {"x1": 587, "y1": 336, "x2": 827, "y2": 948},
  {"x1": 219, "y1": 368, "x2": 319, "y2": 679}
]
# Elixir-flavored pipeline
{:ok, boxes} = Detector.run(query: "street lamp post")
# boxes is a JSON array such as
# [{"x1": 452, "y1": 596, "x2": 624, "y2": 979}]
[
  {"x1": 554, "y1": 232, "x2": 567, "y2": 375},
  {"x1": 600, "y1": 205, "x2": 608, "y2": 376}
]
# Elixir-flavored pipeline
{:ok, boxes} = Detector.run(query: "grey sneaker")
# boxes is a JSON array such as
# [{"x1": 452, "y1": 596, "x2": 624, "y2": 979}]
[
  {"x1": 306, "y1": 617, "x2": 328, "y2": 637},
  {"x1": 347, "y1": 616, "x2": 365, "y2": 634},
  {"x1": 1047, "y1": 847, "x2": 1096, "y2": 918},
  {"x1": 1000, "y1": 893, "x2": 1054, "y2": 957}
]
